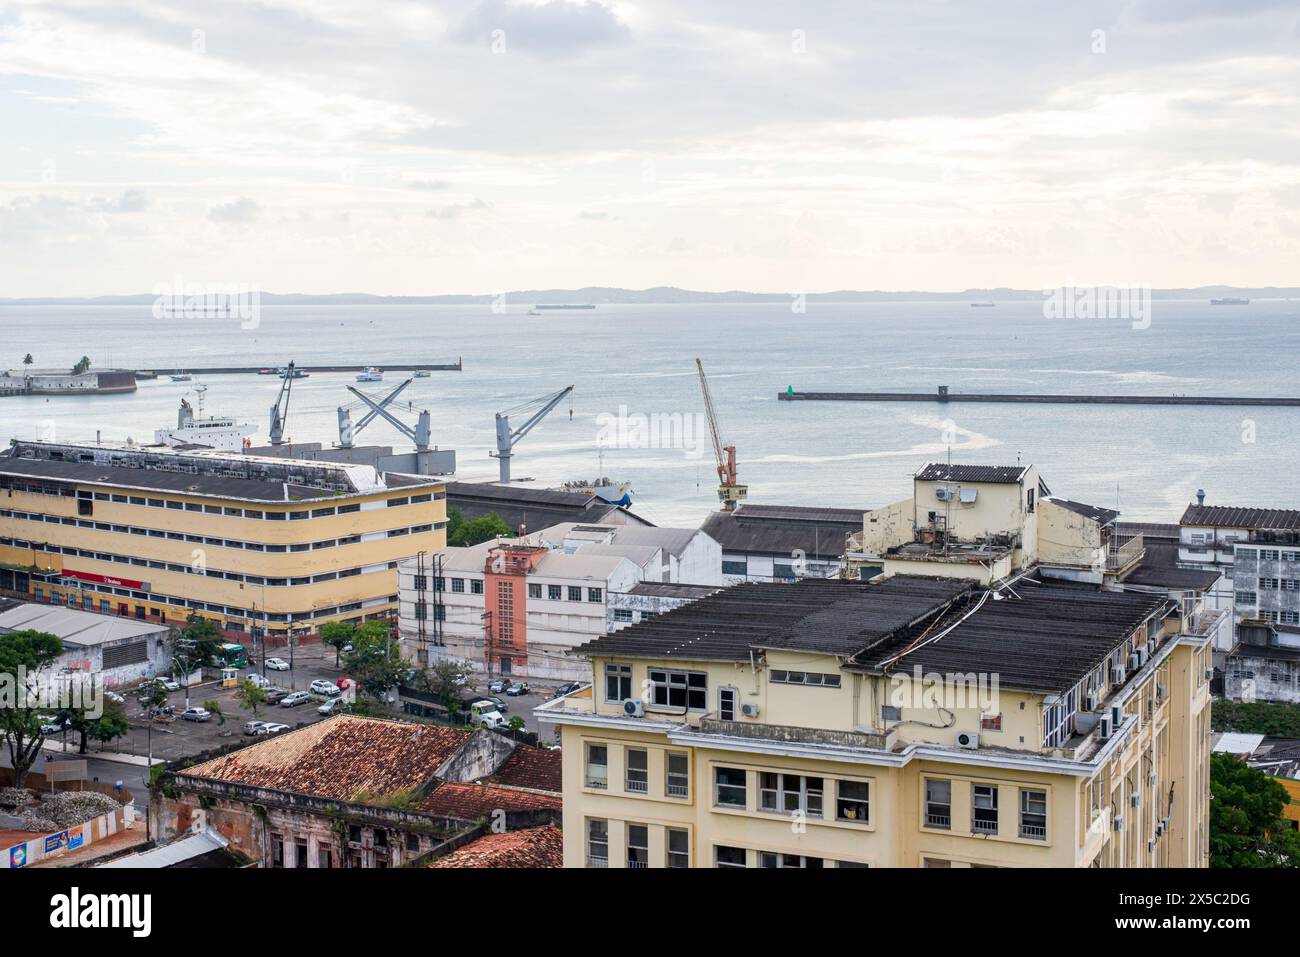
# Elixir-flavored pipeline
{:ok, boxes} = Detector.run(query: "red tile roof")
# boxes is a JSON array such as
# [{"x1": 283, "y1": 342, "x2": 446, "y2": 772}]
[
  {"x1": 486, "y1": 746, "x2": 562, "y2": 793},
  {"x1": 417, "y1": 782, "x2": 561, "y2": 819},
  {"x1": 183, "y1": 716, "x2": 469, "y2": 803},
  {"x1": 429, "y1": 825, "x2": 563, "y2": 868}
]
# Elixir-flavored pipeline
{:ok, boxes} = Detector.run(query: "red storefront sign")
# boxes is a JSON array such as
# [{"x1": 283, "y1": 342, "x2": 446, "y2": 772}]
[{"x1": 60, "y1": 568, "x2": 148, "y2": 591}]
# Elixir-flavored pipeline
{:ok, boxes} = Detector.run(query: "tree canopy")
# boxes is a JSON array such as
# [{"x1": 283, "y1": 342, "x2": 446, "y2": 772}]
[
  {"x1": 447, "y1": 506, "x2": 512, "y2": 547},
  {"x1": 1210, "y1": 752, "x2": 1300, "y2": 868},
  {"x1": 0, "y1": 628, "x2": 64, "y2": 788}
]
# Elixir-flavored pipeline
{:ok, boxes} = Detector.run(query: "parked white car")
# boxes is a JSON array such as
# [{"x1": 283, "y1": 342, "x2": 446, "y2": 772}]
[
  {"x1": 246, "y1": 673, "x2": 273, "y2": 689},
  {"x1": 181, "y1": 707, "x2": 211, "y2": 722},
  {"x1": 310, "y1": 679, "x2": 341, "y2": 697},
  {"x1": 265, "y1": 657, "x2": 291, "y2": 672},
  {"x1": 280, "y1": 691, "x2": 311, "y2": 707},
  {"x1": 261, "y1": 722, "x2": 291, "y2": 733}
]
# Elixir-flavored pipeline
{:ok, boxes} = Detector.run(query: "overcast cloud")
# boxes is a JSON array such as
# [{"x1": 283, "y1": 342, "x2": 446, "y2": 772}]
[{"x1": 0, "y1": 0, "x2": 1297, "y2": 294}]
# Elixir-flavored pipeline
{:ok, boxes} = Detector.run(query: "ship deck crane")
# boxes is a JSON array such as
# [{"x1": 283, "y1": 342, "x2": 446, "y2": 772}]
[
  {"x1": 696, "y1": 358, "x2": 747, "y2": 510},
  {"x1": 337, "y1": 377, "x2": 431, "y2": 450},
  {"x1": 268, "y1": 361, "x2": 295, "y2": 446},
  {"x1": 492, "y1": 385, "x2": 574, "y2": 483}
]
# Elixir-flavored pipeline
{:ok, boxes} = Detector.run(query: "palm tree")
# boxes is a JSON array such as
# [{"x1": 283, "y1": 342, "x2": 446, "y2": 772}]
[
  {"x1": 22, "y1": 353, "x2": 33, "y2": 366},
  {"x1": 72, "y1": 356, "x2": 91, "y2": 375}
]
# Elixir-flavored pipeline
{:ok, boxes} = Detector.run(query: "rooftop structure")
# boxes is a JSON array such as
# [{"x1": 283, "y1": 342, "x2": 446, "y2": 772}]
[
  {"x1": 446, "y1": 481, "x2": 651, "y2": 534},
  {"x1": 702, "y1": 503, "x2": 864, "y2": 583},
  {"x1": 427, "y1": 824, "x2": 563, "y2": 868}
]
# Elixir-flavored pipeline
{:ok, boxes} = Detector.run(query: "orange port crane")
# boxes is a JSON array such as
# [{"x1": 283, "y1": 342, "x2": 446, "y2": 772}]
[{"x1": 696, "y1": 357, "x2": 747, "y2": 510}]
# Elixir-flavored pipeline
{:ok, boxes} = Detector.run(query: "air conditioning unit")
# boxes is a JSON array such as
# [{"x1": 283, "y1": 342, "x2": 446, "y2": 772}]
[
  {"x1": 1204, "y1": 668, "x2": 1214, "y2": 681},
  {"x1": 955, "y1": 732, "x2": 979, "y2": 750},
  {"x1": 935, "y1": 487, "x2": 954, "y2": 502},
  {"x1": 1160, "y1": 816, "x2": 1169, "y2": 832},
  {"x1": 1130, "y1": 793, "x2": 1140, "y2": 808},
  {"x1": 1155, "y1": 821, "x2": 1166, "y2": 836},
  {"x1": 1112, "y1": 667, "x2": 1127, "y2": 685},
  {"x1": 1113, "y1": 816, "x2": 1124, "y2": 832},
  {"x1": 1084, "y1": 694, "x2": 1097, "y2": 711},
  {"x1": 1127, "y1": 653, "x2": 1140, "y2": 672},
  {"x1": 1155, "y1": 684, "x2": 1166, "y2": 703},
  {"x1": 1148, "y1": 839, "x2": 1156, "y2": 853},
  {"x1": 1110, "y1": 705, "x2": 1124, "y2": 727},
  {"x1": 1149, "y1": 772, "x2": 1158, "y2": 787},
  {"x1": 622, "y1": 699, "x2": 644, "y2": 718},
  {"x1": 1136, "y1": 646, "x2": 1149, "y2": 667},
  {"x1": 741, "y1": 703, "x2": 761, "y2": 718},
  {"x1": 1099, "y1": 716, "x2": 1112, "y2": 739}
]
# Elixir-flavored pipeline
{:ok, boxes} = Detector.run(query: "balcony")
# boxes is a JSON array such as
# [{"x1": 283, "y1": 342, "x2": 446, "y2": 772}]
[
  {"x1": 584, "y1": 773, "x2": 608, "y2": 790},
  {"x1": 695, "y1": 717, "x2": 893, "y2": 751},
  {"x1": 1020, "y1": 821, "x2": 1047, "y2": 840},
  {"x1": 667, "y1": 782, "x2": 689, "y2": 798},
  {"x1": 972, "y1": 816, "x2": 998, "y2": 835},
  {"x1": 1106, "y1": 534, "x2": 1145, "y2": 574},
  {"x1": 626, "y1": 778, "x2": 648, "y2": 793},
  {"x1": 926, "y1": 811, "x2": 951, "y2": 829},
  {"x1": 588, "y1": 855, "x2": 608, "y2": 868}
]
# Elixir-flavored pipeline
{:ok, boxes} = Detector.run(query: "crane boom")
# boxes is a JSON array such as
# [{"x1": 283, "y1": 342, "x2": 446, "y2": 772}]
[
  {"x1": 268, "y1": 361, "x2": 295, "y2": 446},
  {"x1": 491, "y1": 385, "x2": 574, "y2": 483},
  {"x1": 695, "y1": 358, "x2": 746, "y2": 510}
]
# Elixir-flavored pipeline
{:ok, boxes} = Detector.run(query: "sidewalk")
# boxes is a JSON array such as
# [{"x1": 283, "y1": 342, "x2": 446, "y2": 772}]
[{"x1": 39, "y1": 740, "x2": 162, "y2": 767}]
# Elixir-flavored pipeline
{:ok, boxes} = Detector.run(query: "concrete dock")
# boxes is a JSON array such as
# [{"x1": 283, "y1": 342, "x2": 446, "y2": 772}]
[
  {"x1": 778, "y1": 387, "x2": 1300, "y2": 407},
  {"x1": 135, "y1": 359, "x2": 462, "y2": 376}
]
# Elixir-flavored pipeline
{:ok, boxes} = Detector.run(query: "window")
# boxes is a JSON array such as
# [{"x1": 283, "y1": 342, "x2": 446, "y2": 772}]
[
  {"x1": 1235, "y1": 591, "x2": 1258, "y2": 605},
  {"x1": 567, "y1": 586, "x2": 582, "y2": 601},
  {"x1": 666, "y1": 752, "x2": 689, "y2": 798},
  {"x1": 769, "y1": 670, "x2": 842, "y2": 688},
  {"x1": 923, "y1": 857, "x2": 951, "y2": 868},
  {"x1": 925, "y1": 779, "x2": 951, "y2": 829},
  {"x1": 760, "y1": 852, "x2": 824, "y2": 868},
  {"x1": 451, "y1": 578, "x2": 465, "y2": 593},
  {"x1": 528, "y1": 583, "x2": 542, "y2": 599},
  {"x1": 588, "y1": 587, "x2": 603, "y2": 602},
  {"x1": 1026, "y1": 487, "x2": 1035, "y2": 513},
  {"x1": 718, "y1": 686, "x2": 737, "y2": 721},
  {"x1": 667, "y1": 828, "x2": 689, "y2": 868},
  {"x1": 406, "y1": 833, "x2": 420, "y2": 854},
  {"x1": 626, "y1": 748, "x2": 648, "y2": 792},
  {"x1": 605, "y1": 663, "x2": 632, "y2": 702},
  {"x1": 715, "y1": 767, "x2": 747, "y2": 808},
  {"x1": 649, "y1": 669, "x2": 707, "y2": 710},
  {"x1": 759, "y1": 773, "x2": 823, "y2": 817},
  {"x1": 470, "y1": 579, "x2": 483, "y2": 594},
  {"x1": 295, "y1": 841, "x2": 308, "y2": 868},
  {"x1": 271, "y1": 835, "x2": 284, "y2": 867},
  {"x1": 548, "y1": 584, "x2": 561, "y2": 600},
  {"x1": 836, "y1": 780, "x2": 869, "y2": 823},
  {"x1": 715, "y1": 845, "x2": 747, "y2": 868},
  {"x1": 627, "y1": 824, "x2": 649, "y2": 868},
  {"x1": 585, "y1": 743, "x2": 608, "y2": 789},
  {"x1": 980, "y1": 713, "x2": 1003, "y2": 732},
  {"x1": 587, "y1": 819, "x2": 609, "y2": 867},
  {"x1": 1020, "y1": 789, "x2": 1047, "y2": 840},
  {"x1": 722, "y1": 560, "x2": 747, "y2": 576},
  {"x1": 972, "y1": 784, "x2": 999, "y2": 834},
  {"x1": 613, "y1": 608, "x2": 633, "y2": 622}
]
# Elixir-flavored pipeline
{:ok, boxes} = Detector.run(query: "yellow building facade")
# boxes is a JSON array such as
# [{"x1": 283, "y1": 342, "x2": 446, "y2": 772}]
[
  {"x1": 539, "y1": 575, "x2": 1212, "y2": 868},
  {"x1": 0, "y1": 441, "x2": 446, "y2": 640}
]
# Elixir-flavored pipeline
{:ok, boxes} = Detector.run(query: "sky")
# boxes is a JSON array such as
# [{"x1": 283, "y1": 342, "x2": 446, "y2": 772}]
[{"x1": 0, "y1": 0, "x2": 1298, "y2": 296}]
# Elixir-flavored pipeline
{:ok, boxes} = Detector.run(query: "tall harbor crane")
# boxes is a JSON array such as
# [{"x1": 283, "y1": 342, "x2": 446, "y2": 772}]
[
  {"x1": 268, "y1": 361, "x2": 295, "y2": 446},
  {"x1": 696, "y1": 358, "x2": 747, "y2": 510},
  {"x1": 337, "y1": 377, "x2": 431, "y2": 451},
  {"x1": 492, "y1": 385, "x2": 574, "y2": 483}
]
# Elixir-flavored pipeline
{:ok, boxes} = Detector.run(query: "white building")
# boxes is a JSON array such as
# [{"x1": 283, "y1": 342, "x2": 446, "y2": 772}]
[
  {"x1": 0, "y1": 599, "x2": 171, "y2": 689},
  {"x1": 397, "y1": 523, "x2": 723, "y2": 682}
]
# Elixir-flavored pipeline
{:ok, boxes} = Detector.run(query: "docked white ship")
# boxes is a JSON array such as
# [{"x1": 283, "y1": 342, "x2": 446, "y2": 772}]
[
  {"x1": 356, "y1": 367, "x2": 384, "y2": 382},
  {"x1": 154, "y1": 385, "x2": 256, "y2": 452},
  {"x1": 560, "y1": 477, "x2": 634, "y2": 507}
]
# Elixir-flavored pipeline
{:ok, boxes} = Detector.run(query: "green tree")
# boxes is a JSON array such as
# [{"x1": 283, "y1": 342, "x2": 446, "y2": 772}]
[
  {"x1": 234, "y1": 679, "x2": 269, "y2": 715},
  {"x1": 71, "y1": 356, "x2": 91, "y2": 375},
  {"x1": 203, "y1": 698, "x2": 226, "y2": 727},
  {"x1": 410, "y1": 659, "x2": 470, "y2": 716},
  {"x1": 447, "y1": 507, "x2": 511, "y2": 547},
  {"x1": 137, "y1": 680, "x2": 169, "y2": 712},
  {"x1": 21, "y1": 353, "x2": 33, "y2": 366},
  {"x1": 55, "y1": 697, "x2": 130, "y2": 755},
  {"x1": 319, "y1": 620, "x2": 357, "y2": 668},
  {"x1": 1210, "y1": 752, "x2": 1300, "y2": 868},
  {"x1": 1212, "y1": 701, "x2": 1300, "y2": 738},
  {"x1": 0, "y1": 629, "x2": 64, "y2": 788},
  {"x1": 507, "y1": 715, "x2": 525, "y2": 732},
  {"x1": 341, "y1": 621, "x2": 405, "y2": 704},
  {"x1": 172, "y1": 614, "x2": 224, "y2": 708}
]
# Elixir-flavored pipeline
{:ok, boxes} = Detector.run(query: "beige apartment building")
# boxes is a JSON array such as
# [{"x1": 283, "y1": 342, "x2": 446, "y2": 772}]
[
  {"x1": 0, "y1": 441, "x2": 446, "y2": 641},
  {"x1": 538, "y1": 574, "x2": 1213, "y2": 868}
]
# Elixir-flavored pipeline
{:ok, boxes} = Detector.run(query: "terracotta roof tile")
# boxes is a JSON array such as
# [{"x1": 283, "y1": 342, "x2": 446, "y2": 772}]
[
  {"x1": 429, "y1": 825, "x2": 563, "y2": 868},
  {"x1": 486, "y1": 746, "x2": 563, "y2": 793},
  {"x1": 417, "y1": 782, "x2": 561, "y2": 819},
  {"x1": 183, "y1": 716, "x2": 469, "y2": 802}
]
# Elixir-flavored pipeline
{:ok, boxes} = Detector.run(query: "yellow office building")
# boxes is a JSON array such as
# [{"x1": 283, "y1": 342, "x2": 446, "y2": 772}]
[
  {"x1": 0, "y1": 441, "x2": 446, "y2": 640},
  {"x1": 538, "y1": 574, "x2": 1212, "y2": 868}
]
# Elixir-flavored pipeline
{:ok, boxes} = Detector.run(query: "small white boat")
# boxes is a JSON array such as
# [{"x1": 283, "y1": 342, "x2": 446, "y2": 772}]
[
  {"x1": 356, "y1": 367, "x2": 384, "y2": 382},
  {"x1": 413, "y1": 369, "x2": 431, "y2": 378},
  {"x1": 169, "y1": 372, "x2": 193, "y2": 382}
]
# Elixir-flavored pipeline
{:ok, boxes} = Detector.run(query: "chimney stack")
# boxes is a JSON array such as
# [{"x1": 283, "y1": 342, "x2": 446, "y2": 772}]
[{"x1": 1196, "y1": 489, "x2": 1206, "y2": 506}]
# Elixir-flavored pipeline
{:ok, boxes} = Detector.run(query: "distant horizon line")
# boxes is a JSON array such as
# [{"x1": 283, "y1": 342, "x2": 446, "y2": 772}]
[{"x1": 3, "y1": 283, "x2": 1299, "y2": 306}]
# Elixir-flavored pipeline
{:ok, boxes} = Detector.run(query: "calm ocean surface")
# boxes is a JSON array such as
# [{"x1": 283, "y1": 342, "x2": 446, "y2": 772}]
[{"x1": 1, "y1": 300, "x2": 1297, "y2": 527}]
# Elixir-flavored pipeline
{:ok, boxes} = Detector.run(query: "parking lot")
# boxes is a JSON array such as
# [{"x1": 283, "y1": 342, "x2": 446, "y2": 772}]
[{"x1": 58, "y1": 646, "x2": 561, "y2": 767}]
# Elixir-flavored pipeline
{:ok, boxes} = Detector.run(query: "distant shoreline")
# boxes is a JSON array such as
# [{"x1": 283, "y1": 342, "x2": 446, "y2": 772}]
[{"x1": 2, "y1": 285, "x2": 1298, "y2": 307}]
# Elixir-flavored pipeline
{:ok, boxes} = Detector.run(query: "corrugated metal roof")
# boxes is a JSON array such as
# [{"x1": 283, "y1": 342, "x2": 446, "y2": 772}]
[
  {"x1": 1049, "y1": 498, "x2": 1120, "y2": 526},
  {"x1": 915, "y1": 463, "x2": 1029, "y2": 484},
  {"x1": 1179, "y1": 504, "x2": 1300, "y2": 530},
  {"x1": 99, "y1": 829, "x2": 231, "y2": 868},
  {"x1": 700, "y1": 507, "x2": 860, "y2": 559},
  {"x1": 0, "y1": 602, "x2": 167, "y2": 646}
]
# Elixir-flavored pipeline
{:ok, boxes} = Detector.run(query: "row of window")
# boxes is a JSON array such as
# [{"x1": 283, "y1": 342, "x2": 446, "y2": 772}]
[
  {"x1": 5, "y1": 534, "x2": 402, "y2": 588},
  {"x1": 1, "y1": 477, "x2": 442, "y2": 517},
  {"x1": 583, "y1": 820, "x2": 869, "y2": 869},
  {"x1": 585, "y1": 744, "x2": 690, "y2": 797},
  {"x1": 0, "y1": 508, "x2": 442, "y2": 553},
  {"x1": 1237, "y1": 547, "x2": 1299, "y2": 562},
  {"x1": 924, "y1": 779, "x2": 1047, "y2": 839}
]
